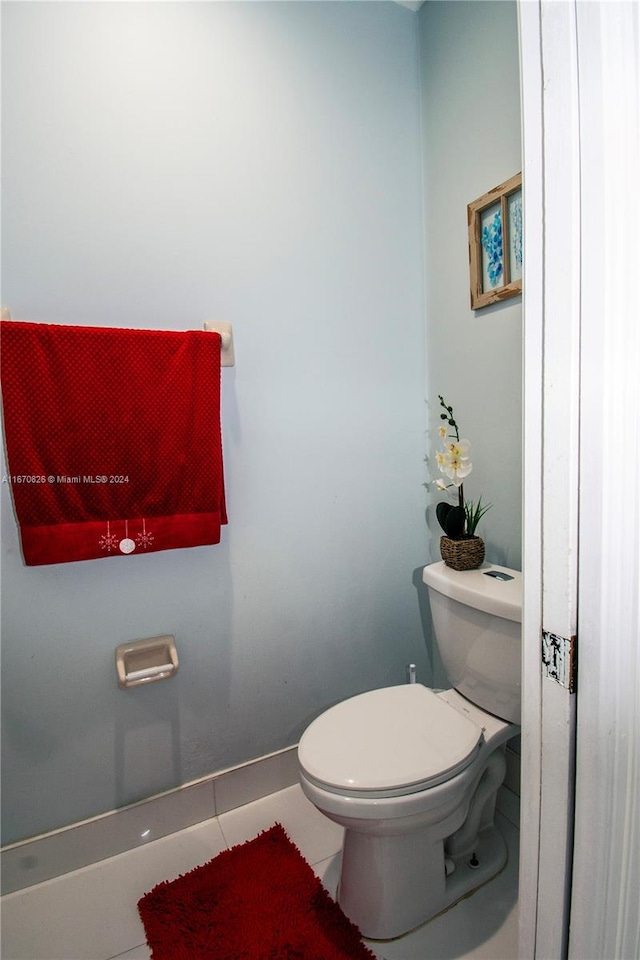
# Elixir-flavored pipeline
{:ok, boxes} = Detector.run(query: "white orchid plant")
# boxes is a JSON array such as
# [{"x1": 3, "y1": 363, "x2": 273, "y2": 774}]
[{"x1": 433, "y1": 395, "x2": 491, "y2": 540}]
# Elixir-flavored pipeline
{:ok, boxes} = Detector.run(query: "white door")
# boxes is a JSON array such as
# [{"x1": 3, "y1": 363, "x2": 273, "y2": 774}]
[
  {"x1": 519, "y1": 2, "x2": 640, "y2": 958},
  {"x1": 568, "y1": 3, "x2": 640, "y2": 957}
]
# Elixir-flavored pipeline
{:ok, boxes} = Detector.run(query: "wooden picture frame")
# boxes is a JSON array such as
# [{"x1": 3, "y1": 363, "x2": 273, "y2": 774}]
[{"x1": 468, "y1": 172, "x2": 522, "y2": 309}]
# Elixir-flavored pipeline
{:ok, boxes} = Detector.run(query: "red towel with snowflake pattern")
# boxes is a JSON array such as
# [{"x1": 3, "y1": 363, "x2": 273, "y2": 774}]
[{"x1": 0, "y1": 321, "x2": 227, "y2": 565}]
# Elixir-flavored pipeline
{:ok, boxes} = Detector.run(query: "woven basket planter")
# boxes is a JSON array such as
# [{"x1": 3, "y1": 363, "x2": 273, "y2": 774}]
[{"x1": 440, "y1": 535, "x2": 485, "y2": 571}]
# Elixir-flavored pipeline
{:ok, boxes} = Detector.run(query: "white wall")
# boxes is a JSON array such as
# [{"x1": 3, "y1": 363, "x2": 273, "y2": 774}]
[
  {"x1": 418, "y1": 1, "x2": 522, "y2": 582},
  {"x1": 0, "y1": 1, "x2": 429, "y2": 843}
]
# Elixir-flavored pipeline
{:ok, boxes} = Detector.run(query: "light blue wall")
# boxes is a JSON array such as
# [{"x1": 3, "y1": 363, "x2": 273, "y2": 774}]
[
  {"x1": 1, "y1": 1, "x2": 430, "y2": 844},
  {"x1": 419, "y1": 1, "x2": 522, "y2": 576}
]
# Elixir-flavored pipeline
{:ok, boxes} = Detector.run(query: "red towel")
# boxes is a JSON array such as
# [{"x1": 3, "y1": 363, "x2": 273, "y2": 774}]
[{"x1": 1, "y1": 321, "x2": 227, "y2": 565}]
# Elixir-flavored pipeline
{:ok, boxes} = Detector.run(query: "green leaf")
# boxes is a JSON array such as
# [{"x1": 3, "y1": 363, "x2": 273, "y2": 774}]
[
  {"x1": 464, "y1": 496, "x2": 492, "y2": 535},
  {"x1": 436, "y1": 502, "x2": 452, "y2": 533},
  {"x1": 444, "y1": 505, "x2": 466, "y2": 538}
]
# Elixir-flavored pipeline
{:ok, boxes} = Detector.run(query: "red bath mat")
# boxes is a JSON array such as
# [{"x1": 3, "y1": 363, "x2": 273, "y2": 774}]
[{"x1": 137, "y1": 823, "x2": 377, "y2": 960}]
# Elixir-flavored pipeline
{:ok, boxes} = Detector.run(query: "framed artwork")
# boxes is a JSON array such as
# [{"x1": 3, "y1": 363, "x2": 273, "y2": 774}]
[{"x1": 467, "y1": 172, "x2": 522, "y2": 309}]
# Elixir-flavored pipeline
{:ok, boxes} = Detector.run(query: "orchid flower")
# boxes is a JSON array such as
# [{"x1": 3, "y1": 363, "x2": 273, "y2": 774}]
[
  {"x1": 441, "y1": 439, "x2": 472, "y2": 485},
  {"x1": 433, "y1": 395, "x2": 491, "y2": 538}
]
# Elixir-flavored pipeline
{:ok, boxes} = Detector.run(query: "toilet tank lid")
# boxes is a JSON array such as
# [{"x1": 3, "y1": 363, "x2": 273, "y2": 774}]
[{"x1": 422, "y1": 562, "x2": 522, "y2": 623}]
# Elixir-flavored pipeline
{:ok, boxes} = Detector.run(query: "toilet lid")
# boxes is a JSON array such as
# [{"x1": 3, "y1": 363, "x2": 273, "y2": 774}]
[{"x1": 298, "y1": 685, "x2": 483, "y2": 797}]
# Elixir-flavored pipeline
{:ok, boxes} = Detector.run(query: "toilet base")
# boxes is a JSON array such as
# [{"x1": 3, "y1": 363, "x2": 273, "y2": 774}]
[
  {"x1": 338, "y1": 822, "x2": 508, "y2": 941},
  {"x1": 437, "y1": 823, "x2": 508, "y2": 927}
]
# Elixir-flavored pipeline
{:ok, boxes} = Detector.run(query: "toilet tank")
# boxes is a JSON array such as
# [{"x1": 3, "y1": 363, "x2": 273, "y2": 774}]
[{"x1": 422, "y1": 562, "x2": 522, "y2": 724}]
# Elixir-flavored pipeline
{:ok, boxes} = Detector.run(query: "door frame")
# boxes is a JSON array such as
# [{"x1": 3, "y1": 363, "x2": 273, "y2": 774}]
[
  {"x1": 519, "y1": 2, "x2": 640, "y2": 957},
  {"x1": 519, "y1": 2, "x2": 579, "y2": 956}
]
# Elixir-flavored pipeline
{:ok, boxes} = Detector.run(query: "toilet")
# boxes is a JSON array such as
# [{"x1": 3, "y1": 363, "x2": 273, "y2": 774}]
[{"x1": 297, "y1": 560, "x2": 522, "y2": 941}]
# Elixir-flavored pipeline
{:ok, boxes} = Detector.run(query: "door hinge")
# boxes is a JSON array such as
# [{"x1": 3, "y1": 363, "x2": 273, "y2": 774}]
[{"x1": 542, "y1": 630, "x2": 577, "y2": 693}]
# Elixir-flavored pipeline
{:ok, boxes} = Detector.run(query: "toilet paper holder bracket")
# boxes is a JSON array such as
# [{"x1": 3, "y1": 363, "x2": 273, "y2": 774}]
[{"x1": 115, "y1": 635, "x2": 179, "y2": 688}]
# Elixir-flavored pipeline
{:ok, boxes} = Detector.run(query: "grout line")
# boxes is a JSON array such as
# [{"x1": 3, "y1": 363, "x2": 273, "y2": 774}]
[
  {"x1": 215, "y1": 814, "x2": 233, "y2": 851},
  {"x1": 106, "y1": 944, "x2": 148, "y2": 960}
]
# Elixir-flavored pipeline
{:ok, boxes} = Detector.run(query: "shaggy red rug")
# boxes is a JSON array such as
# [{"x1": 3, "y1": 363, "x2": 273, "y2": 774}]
[{"x1": 138, "y1": 823, "x2": 378, "y2": 959}]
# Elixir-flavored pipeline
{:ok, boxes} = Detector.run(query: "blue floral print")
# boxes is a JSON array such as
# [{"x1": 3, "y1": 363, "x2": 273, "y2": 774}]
[
  {"x1": 511, "y1": 196, "x2": 523, "y2": 269},
  {"x1": 481, "y1": 211, "x2": 503, "y2": 287}
]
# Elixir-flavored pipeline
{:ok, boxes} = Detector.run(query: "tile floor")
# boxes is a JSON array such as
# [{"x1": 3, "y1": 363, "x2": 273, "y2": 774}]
[{"x1": 1, "y1": 785, "x2": 519, "y2": 960}]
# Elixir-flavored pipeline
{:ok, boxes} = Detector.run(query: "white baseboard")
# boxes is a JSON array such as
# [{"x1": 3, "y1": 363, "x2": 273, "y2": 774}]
[
  {"x1": 1, "y1": 745, "x2": 299, "y2": 896},
  {"x1": 496, "y1": 785, "x2": 521, "y2": 828},
  {"x1": 2, "y1": 739, "x2": 520, "y2": 895},
  {"x1": 496, "y1": 741, "x2": 521, "y2": 827}
]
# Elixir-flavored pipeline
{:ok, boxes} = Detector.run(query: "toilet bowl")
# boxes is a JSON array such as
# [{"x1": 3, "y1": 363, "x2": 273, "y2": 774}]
[
  {"x1": 298, "y1": 561, "x2": 522, "y2": 941},
  {"x1": 299, "y1": 684, "x2": 517, "y2": 939}
]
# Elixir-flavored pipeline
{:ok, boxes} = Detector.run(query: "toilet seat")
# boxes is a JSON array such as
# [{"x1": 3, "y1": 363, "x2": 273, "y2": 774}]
[{"x1": 298, "y1": 684, "x2": 483, "y2": 799}]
